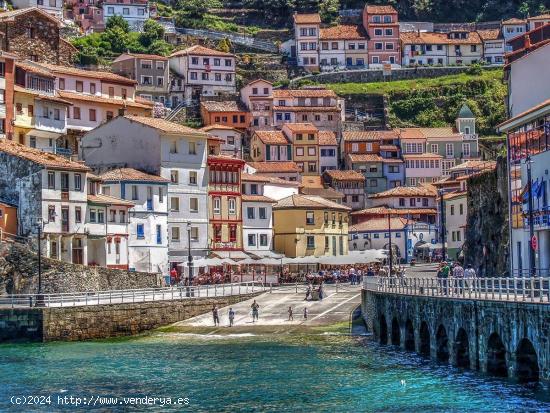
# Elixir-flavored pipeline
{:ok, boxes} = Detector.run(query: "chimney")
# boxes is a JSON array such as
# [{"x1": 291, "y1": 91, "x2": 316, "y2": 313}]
[{"x1": 524, "y1": 34, "x2": 531, "y2": 49}]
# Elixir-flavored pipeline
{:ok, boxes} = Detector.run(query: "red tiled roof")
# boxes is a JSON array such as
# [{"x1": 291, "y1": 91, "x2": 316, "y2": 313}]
[
  {"x1": 380, "y1": 144, "x2": 399, "y2": 151},
  {"x1": 442, "y1": 191, "x2": 467, "y2": 201},
  {"x1": 241, "y1": 173, "x2": 300, "y2": 187},
  {"x1": 123, "y1": 115, "x2": 207, "y2": 136},
  {"x1": 39, "y1": 62, "x2": 137, "y2": 85},
  {"x1": 170, "y1": 45, "x2": 235, "y2": 58},
  {"x1": 449, "y1": 160, "x2": 496, "y2": 172},
  {"x1": 502, "y1": 18, "x2": 526, "y2": 24},
  {"x1": 200, "y1": 124, "x2": 242, "y2": 133},
  {"x1": 343, "y1": 131, "x2": 380, "y2": 142},
  {"x1": 16, "y1": 61, "x2": 54, "y2": 78},
  {"x1": 57, "y1": 91, "x2": 153, "y2": 109},
  {"x1": 402, "y1": 153, "x2": 443, "y2": 159},
  {"x1": 247, "y1": 161, "x2": 301, "y2": 173},
  {"x1": 300, "y1": 187, "x2": 345, "y2": 199},
  {"x1": 477, "y1": 29, "x2": 502, "y2": 41},
  {"x1": 274, "y1": 194, "x2": 350, "y2": 211},
  {"x1": 497, "y1": 97, "x2": 550, "y2": 131},
  {"x1": 99, "y1": 168, "x2": 169, "y2": 183},
  {"x1": 254, "y1": 130, "x2": 289, "y2": 145},
  {"x1": 347, "y1": 154, "x2": 384, "y2": 163},
  {"x1": 114, "y1": 53, "x2": 168, "y2": 61},
  {"x1": 320, "y1": 25, "x2": 368, "y2": 40},
  {"x1": 369, "y1": 185, "x2": 437, "y2": 199},
  {"x1": 323, "y1": 169, "x2": 365, "y2": 181},
  {"x1": 272, "y1": 106, "x2": 339, "y2": 112},
  {"x1": 318, "y1": 130, "x2": 337, "y2": 146},
  {"x1": 272, "y1": 89, "x2": 337, "y2": 98},
  {"x1": 398, "y1": 128, "x2": 426, "y2": 140},
  {"x1": 242, "y1": 195, "x2": 276, "y2": 203},
  {"x1": 528, "y1": 13, "x2": 550, "y2": 20},
  {"x1": 283, "y1": 123, "x2": 318, "y2": 132},
  {"x1": 293, "y1": 13, "x2": 321, "y2": 24},
  {"x1": 0, "y1": 7, "x2": 62, "y2": 24},
  {"x1": 0, "y1": 139, "x2": 90, "y2": 171},
  {"x1": 352, "y1": 206, "x2": 437, "y2": 216},
  {"x1": 400, "y1": 31, "x2": 482, "y2": 45},
  {"x1": 365, "y1": 5, "x2": 397, "y2": 14},
  {"x1": 353, "y1": 217, "x2": 409, "y2": 232},
  {"x1": 201, "y1": 100, "x2": 246, "y2": 112},
  {"x1": 88, "y1": 194, "x2": 134, "y2": 207}
]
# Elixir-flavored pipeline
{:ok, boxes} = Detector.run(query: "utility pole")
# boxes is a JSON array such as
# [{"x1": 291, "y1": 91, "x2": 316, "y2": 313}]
[
  {"x1": 388, "y1": 213, "x2": 393, "y2": 276},
  {"x1": 526, "y1": 155, "x2": 536, "y2": 277}
]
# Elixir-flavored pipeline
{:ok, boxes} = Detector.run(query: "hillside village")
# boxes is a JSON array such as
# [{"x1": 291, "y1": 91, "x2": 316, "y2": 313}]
[{"x1": 0, "y1": 1, "x2": 548, "y2": 282}]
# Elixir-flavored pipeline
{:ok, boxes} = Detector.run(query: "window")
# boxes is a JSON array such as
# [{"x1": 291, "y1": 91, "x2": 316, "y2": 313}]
[
  {"x1": 136, "y1": 224, "x2": 145, "y2": 239},
  {"x1": 247, "y1": 207, "x2": 255, "y2": 219},
  {"x1": 97, "y1": 209, "x2": 105, "y2": 224},
  {"x1": 430, "y1": 144, "x2": 438, "y2": 153},
  {"x1": 308, "y1": 147, "x2": 316, "y2": 156},
  {"x1": 170, "y1": 197, "x2": 180, "y2": 212},
  {"x1": 74, "y1": 174, "x2": 82, "y2": 191},
  {"x1": 306, "y1": 211, "x2": 314, "y2": 225},
  {"x1": 130, "y1": 185, "x2": 138, "y2": 200},
  {"x1": 190, "y1": 227, "x2": 199, "y2": 241},
  {"x1": 48, "y1": 205, "x2": 56, "y2": 222},
  {"x1": 47, "y1": 171, "x2": 55, "y2": 189},
  {"x1": 170, "y1": 170, "x2": 178, "y2": 183},
  {"x1": 60, "y1": 173, "x2": 69, "y2": 192},
  {"x1": 75, "y1": 206, "x2": 81, "y2": 223},
  {"x1": 399, "y1": 198, "x2": 405, "y2": 207},
  {"x1": 119, "y1": 210, "x2": 126, "y2": 223},
  {"x1": 89, "y1": 208, "x2": 96, "y2": 223},
  {"x1": 296, "y1": 147, "x2": 304, "y2": 156},
  {"x1": 89, "y1": 109, "x2": 96, "y2": 122},
  {"x1": 213, "y1": 197, "x2": 221, "y2": 214},
  {"x1": 259, "y1": 207, "x2": 267, "y2": 219},
  {"x1": 171, "y1": 227, "x2": 180, "y2": 242},
  {"x1": 189, "y1": 171, "x2": 197, "y2": 185},
  {"x1": 385, "y1": 43, "x2": 394, "y2": 50},
  {"x1": 158, "y1": 187, "x2": 164, "y2": 203},
  {"x1": 53, "y1": 108, "x2": 60, "y2": 121},
  {"x1": 306, "y1": 236, "x2": 315, "y2": 249},
  {"x1": 248, "y1": 234, "x2": 257, "y2": 246},
  {"x1": 156, "y1": 225, "x2": 162, "y2": 244},
  {"x1": 190, "y1": 72, "x2": 197, "y2": 80},
  {"x1": 109, "y1": 210, "x2": 116, "y2": 222},
  {"x1": 471, "y1": 45, "x2": 477, "y2": 52},
  {"x1": 372, "y1": 56, "x2": 380, "y2": 64},
  {"x1": 76, "y1": 81, "x2": 83, "y2": 92},
  {"x1": 375, "y1": 28, "x2": 383, "y2": 36},
  {"x1": 123, "y1": 7, "x2": 129, "y2": 15},
  {"x1": 260, "y1": 234, "x2": 268, "y2": 247},
  {"x1": 460, "y1": 203, "x2": 464, "y2": 215},
  {"x1": 189, "y1": 141, "x2": 196, "y2": 155},
  {"x1": 73, "y1": 107, "x2": 81, "y2": 119},
  {"x1": 446, "y1": 143, "x2": 454, "y2": 156},
  {"x1": 385, "y1": 28, "x2": 393, "y2": 36},
  {"x1": 190, "y1": 197, "x2": 198, "y2": 212},
  {"x1": 58, "y1": 78, "x2": 65, "y2": 90},
  {"x1": 375, "y1": 42, "x2": 383, "y2": 50},
  {"x1": 228, "y1": 198, "x2": 236, "y2": 214},
  {"x1": 28, "y1": 27, "x2": 35, "y2": 39}
]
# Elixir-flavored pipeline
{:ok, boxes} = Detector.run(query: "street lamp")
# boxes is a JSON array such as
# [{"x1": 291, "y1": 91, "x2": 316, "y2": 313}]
[
  {"x1": 186, "y1": 222, "x2": 194, "y2": 295},
  {"x1": 387, "y1": 213, "x2": 393, "y2": 276},
  {"x1": 526, "y1": 155, "x2": 536, "y2": 277},
  {"x1": 439, "y1": 190, "x2": 447, "y2": 262}
]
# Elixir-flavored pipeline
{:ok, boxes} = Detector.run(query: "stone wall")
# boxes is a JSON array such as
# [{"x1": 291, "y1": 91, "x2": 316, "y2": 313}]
[
  {"x1": 363, "y1": 290, "x2": 550, "y2": 380},
  {"x1": 0, "y1": 242, "x2": 162, "y2": 295},
  {"x1": 291, "y1": 66, "x2": 484, "y2": 86},
  {"x1": 0, "y1": 293, "x2": 259, "y2": 342},
  {"x1": 463, "y1": 156, "x2": 509, "y2": 276}
]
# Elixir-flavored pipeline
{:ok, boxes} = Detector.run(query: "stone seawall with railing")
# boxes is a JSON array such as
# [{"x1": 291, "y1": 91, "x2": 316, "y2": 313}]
[{"x1": 0, "y1": 293, "x2": 260, "y2": 342}]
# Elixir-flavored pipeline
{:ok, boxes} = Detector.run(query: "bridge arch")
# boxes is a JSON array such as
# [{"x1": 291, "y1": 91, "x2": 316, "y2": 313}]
[
  {"x1": 436, "y1": 324, "x2": 450, "y2": 363},
  {"x1": 515, "y1": 338, "x2": 539, "y2": 382},
  {"x1": 419, "y1": 321, "x2": 431, "y2": 357},
  {"x1": 379, "y1": 314, "x2": 388, "y2": 345},
  {"x1": 391, "y1": 317, "x2": 401, "y2": 346},
  {"x1": 487, "y1": 333, "x2": 508, "y2": 377},
  {"x1": 404, "y1": 319, "x2": 415, "y2": 351},
  {"x1": 454, "y1": 328, "x2": 470, "y2": 368}
]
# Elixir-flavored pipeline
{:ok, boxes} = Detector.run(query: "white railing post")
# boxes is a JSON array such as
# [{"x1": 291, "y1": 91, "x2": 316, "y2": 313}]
[
  {"x1": 522, "y1": 278, "x2": 526, "y2": 302},
  {"x1": 530, "y1": 278, "x2": 535, "y2": 303},
  {"x1": 506, "y1": 278, "x2": 509, "y2": 301},
  {"x1": 498, "y1": 278, "x2": 502, "y2": 300}
]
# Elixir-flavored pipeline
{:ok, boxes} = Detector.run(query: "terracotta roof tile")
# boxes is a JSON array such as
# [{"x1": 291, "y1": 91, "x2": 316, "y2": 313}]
[
  {"x1": 351, "y1": 206, "x2": 437, "y2": 216},
  {"x1": 16, "y1": 61, "x2": 54, "y2": 78},
  {"x1": 343, "y1": 131, "x2": 380, "y2": 142},
  {"x1": 247, "y1": 161, "x2": 301, "y2": 173},
  {"x1": 88, "y1": 194, "x2": 134, "y2": 207},
  {"x1": 300, "y1": 187, "x2": 345, "y2": 199},
  {"x1": 320, "y1": 24, "x2": 369, "y2": 40},
  {"x1": 272, "y1": 89, "x2": 337, "y2": 98},
  {"x1": 400, "y1": 31, "x2": 482, "y2": 45},
  {"x1": 528, "y1": 13, "x2": 550, "y2": 20},
  {"x1": 398, "y1": 128, "x2": 426, "y2": 140},
  {"x1": 241, "y1": 172, "x2": 300, "y2": 187},
  {"x1": 347, "y1": 154, "x2": 384, "y2": 163},
  {"x1": 0, "y1": 139, "x2": 90, "y2": 171},
  {"x1": 477, "y1": 29, "x2": 502, "y2": 41},
  {"x1": 123, "y1": 115, "x2": 207, "y2": 136},
  {"x1": 502, "y1": 18, "x2": 526, "y2": 24},
  {"x1": 200, "y1": 124, "x2": 242, "y2": 133},
  {"x1": 301, "y1": 176, "x2": 323, "y2": 188},
  {"x1": 283, "y1": 123, "x2": 318, "y2": 132},
  {"x1": 272, "y1": 106, "x2": 339, "y2": 112},
  {"x1": 274, "y1": 194, "x2": 350, "y2": 211},
  {"x1": 380, "y1": 144, "x2": 399, "y2": 151},
  {"x1": 442, "y1": 191, "x2": 467, "y2": 200},
  {"x1": 170, "y1": 45, "x2": 235, "y2": 58},
  {"x1": 39, "y1": 62, "x2": 137, "y2": 85},
  {"x1": 254, "y1": 130, "x2": 289, "y2": 145},
  {"x1": 293, "y1": 13, "x2": 321, "y2": 24},
  {"x1": 0, "y1": 7, "x2": 62, "y2": 24},
  {"x1": 353, "y1": 217, "x2": 409, "y2": 232},
  {"x1": 365, "y1": 5, "x2": 397, "y2": 14},
  {"x1": 99, "y1": 168, "x2": 170, "y2": 183},
  {"x1": 57, "y1": 91, "x2": 153, "y2": 109},
  {"x1": 242, "y1": 194, "x2": 275, "y2": 203},
  {"x1": 200, "y1": 100, "x2": 246, "y2": 112},
  {"x1": 497, "y1": 98, "x2": 550, "y2": 131},
  {"x1": 419, "y1": 127, "x2": 461, "y2": 139},
  {"x1": 382, "y1": 158, "x2": 404, "y2": 164},
  {"x1": 318, "y1": 130, "x2": 337, "y2": 146},
  {"x1": 114, "y1": 53, "x2": 168, "y2": 61},
  {"x1": 402, "y1": 153, "x2": 443, "y2": 159},
  {"x1": 324, "y1": 169, "x2": 365, "y2": 180},
  {"x1": 448, "y1": 160, "x2": 496, "y2": 171},
  {"x1": 369, "y1": 185, "x2": 438, "y2": 199}
]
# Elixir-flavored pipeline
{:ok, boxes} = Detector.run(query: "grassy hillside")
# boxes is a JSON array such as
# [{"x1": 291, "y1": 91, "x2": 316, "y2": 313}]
[{"x1": 323, "y1": 69, "x2": 507, "y2": 136}]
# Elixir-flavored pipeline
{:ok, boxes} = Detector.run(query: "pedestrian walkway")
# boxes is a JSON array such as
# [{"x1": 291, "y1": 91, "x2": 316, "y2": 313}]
[{"x1": 175, "y1": 284, "x2": 362, "y2": 329}]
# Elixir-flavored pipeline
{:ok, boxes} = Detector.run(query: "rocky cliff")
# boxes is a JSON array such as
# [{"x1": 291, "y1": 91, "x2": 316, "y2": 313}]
[
  {"x1": 463, "y1": 156, "x2": 509, "y2": 276},
  {"x1": 0, "y1": 241, "x2": 162, "y2": 295}
]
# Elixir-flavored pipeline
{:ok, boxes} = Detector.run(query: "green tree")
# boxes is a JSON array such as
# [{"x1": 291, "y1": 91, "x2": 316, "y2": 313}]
[
  {"x1": 177, "y1": 0, "x2": 209, "y2": 18},
  {"x1": 103, "y1": 26, "x2": 130, "y2": 54},
  {"x1": 147, "y1": 39, "x2": 173, "y2": 56},
  {"x1": 105, "y1": 15, "x2": 130, "y2": 33},
  {"x1": 518, "y1": 1, "x2": 530, "y2": 17},
  {"x1": 139, "y1": 19, "x2": 165, "y2": 47},
  {"x1": 217, "y1": 38, "x2": 231, "y2": 53},
  {"x1": 319, "y1": 0, "x2": 340, "y2": 23}
]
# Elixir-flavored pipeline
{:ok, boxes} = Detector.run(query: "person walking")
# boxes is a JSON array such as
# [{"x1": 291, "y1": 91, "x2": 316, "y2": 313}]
[
  {"x1": 440, "y1": 262, "x2": 450, "y2": 296},
  {"x1": 453, "y1": 262, "x2": 465, "y2": 295},
  {"x1": 318, "y1": 283, "x2": 324, "y2": 301},
  {"x1": 228, "y1": 307, "x2": 235, "y2": 327},
  {"x1": 464, "y1": 264, "x2": 476, "y2": 292},
  {"x1": 305, "y1": 284, "x2": 312, "y2": 301},
  {"x1": 303, "y1": 307, "x2": 308, "y2": 320},
  {"x1": 251, "y1": 300, "x2": 259, "y2": 322},
  {"x1": 288, "y1": 306, "x2": 294, "y2": 321},
  {"x1": 212, "y1": 305, "x2": 220, "y2": 326}
]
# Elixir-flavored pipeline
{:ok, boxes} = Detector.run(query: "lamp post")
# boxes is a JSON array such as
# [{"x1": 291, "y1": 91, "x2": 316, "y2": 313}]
[
  {"x1": 439, "y1": 190, "x2": 447, "y2": 262},
  {"x1": 526, "y1": 155, "x2": 536, "y2": 277},
  {"x1": 387, "y1": 213, "x2": 393, "y2": 276},
  {"x1": 186, "y1": 222, "x2": 194, "y2": 296}
]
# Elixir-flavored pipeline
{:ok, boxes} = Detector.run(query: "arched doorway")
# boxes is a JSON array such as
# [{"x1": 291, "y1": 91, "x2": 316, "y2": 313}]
[
  {"x1": 436, "y1": 324, "x2": 449, "y2": 363},
  {"x1": 487, "y1": 333, "x2": 507, "y2": 377},
  {"x1": 455, "y1": 328, "x2": 470, "y2": 368},
  {"x1": 391, "y1": 317, "x2": 401, "y2": 346},
  {"x1": 515, "y1": 338, "x2": 539, "y2": 382},
  {"x1": 404, "y1": 319, "x2": 415, "y2": 351},
  {"x1": 379, "y1": 315, "x2": 388, "y2": 345},
  {"x1": 419, "y1": 321, "x2": 431, "y2": 357}
]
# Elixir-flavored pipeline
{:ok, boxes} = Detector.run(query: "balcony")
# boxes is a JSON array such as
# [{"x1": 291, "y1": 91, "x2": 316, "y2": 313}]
[{"x1": 463, "y1": 133, "x2": 478, "y2": 141}]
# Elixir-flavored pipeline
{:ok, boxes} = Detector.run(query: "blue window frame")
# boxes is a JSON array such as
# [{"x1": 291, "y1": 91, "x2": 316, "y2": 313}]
[
  {"x1": 137, "y1": 224, "x2": 145, "y2": 239},
  {"x1": 156, "y1": 224, "x2": 162, "y2": 244}
]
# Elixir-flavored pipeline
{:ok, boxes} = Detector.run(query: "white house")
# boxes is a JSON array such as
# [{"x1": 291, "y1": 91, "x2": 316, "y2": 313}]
[
  {"x1": 99, "y1": 168, "x2": 170, "y2": 274},
  {"x1": 169, "y1": 45, "x2": 236, "y2": 105},
  {"x1": 241, "y1": 179, "x2": 275, "y2": 257},
  {"x1": 80, "y1": 115, "x2": 210, "y2": 272},
  {"x1": 102, "y1": 1, "x2": 150, "y2": 31},
  {"x1": 12, "y1": 0, "x2": 63, "y2": 18},
  {"x1": 501, "y1": 18, "x2": 527, "y2": 51},
  {"x1": 242, "y1": 172, "x2": 299, "y2": 202},
  {"x1": 443, "y1": 190, "x2": 467, "y2": 260},
  {"x1": 319, "y1": 130, "x2": 339, "y2": 172},
  {"x1": 200, "y1": 124, "x2": 243, "y2": 158},
  {"x1": 293, "y1": 13, "x2": 321, "y2": 70}
]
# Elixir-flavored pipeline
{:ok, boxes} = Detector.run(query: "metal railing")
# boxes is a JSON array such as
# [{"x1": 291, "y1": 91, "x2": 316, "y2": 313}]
[
  {"x1": 0, "y1": 282, "x2": 266, "y2": 308},
  {"x1": 363, "y1": 277, "x2": 550, "y2": 303}
]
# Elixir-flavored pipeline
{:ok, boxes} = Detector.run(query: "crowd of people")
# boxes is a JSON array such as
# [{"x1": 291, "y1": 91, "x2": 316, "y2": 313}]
[{"x1": 435, "y1": 261, "x2": 477, "y2": 295}]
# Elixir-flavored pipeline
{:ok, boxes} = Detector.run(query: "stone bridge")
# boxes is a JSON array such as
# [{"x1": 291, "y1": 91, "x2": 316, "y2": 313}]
[{"x1": 362, "y1": 280, "x2": 550, "y2": 382}]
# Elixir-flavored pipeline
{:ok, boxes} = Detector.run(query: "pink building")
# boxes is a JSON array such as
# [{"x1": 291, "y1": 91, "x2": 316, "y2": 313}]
[
  {"x1": 363, "y1": 4, "x2": 401, "y2": 67},
  {"x1": 65, "y1": 0, "x2": 105, "y2": 32}
]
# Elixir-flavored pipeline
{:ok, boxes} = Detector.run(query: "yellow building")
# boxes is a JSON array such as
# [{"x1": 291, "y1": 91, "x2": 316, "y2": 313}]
[
  {"x1": 273, "y1": 194, "x2": 350, "y2": 257},
  {"x1": 282, "y1": 123, "x2": 320, "y2": 175}
]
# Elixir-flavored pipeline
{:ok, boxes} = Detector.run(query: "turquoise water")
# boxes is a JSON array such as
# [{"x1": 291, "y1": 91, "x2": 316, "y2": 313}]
[{"x1": 1, "y1": 333, "x2": 549, "y2": 412}]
